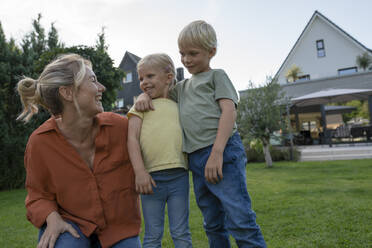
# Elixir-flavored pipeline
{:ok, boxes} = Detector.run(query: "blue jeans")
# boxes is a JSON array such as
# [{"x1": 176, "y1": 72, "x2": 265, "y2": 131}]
[
  {"x1": 141, "y1": 168, "x2": 192, "y2": 248},
  {"x1": 188, "y1": 132, "x2": 266, "y2": 248},
  {"x1": 38, "y1": 220, "x2": 141, "y2": 248}
]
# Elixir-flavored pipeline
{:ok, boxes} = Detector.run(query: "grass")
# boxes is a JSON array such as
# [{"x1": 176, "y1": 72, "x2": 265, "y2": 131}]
[{"x1": 1, "y1": 159, "x2": 372, "y2": 247}]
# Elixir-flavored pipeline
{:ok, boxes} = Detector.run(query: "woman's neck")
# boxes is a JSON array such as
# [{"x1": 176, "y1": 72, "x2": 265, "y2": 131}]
[{"x1": 56, "y1": 111, "x2": 97, "y2": 143}]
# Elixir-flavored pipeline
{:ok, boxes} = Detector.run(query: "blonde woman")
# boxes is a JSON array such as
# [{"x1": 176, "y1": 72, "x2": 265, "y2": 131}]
[{"x1": 17, "y1": 54, "x2": 141, "y2": 248}]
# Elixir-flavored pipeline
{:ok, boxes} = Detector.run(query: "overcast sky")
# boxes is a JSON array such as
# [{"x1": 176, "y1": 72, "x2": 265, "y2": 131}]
[{"x1": 1, "y1": 0, "x2": 372, "y2": 90}]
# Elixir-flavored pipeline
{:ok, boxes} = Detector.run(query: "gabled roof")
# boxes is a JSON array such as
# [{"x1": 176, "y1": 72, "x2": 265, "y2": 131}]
[
  {"x1": 274, "y1": 10, "x2": 371, "y2": 80},
  {"x1": 127, "y1": 51, "x2": 141, "y2": 63},
  {"x1": 118, "y1": 51, "x2": 141, "y2": 68}
]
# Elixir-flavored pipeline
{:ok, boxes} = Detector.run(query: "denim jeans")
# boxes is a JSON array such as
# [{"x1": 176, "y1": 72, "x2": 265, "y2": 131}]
[
  {"x1": 38, "y1": 220, "x2": 141, "y2": 248},
  {"x1": 188, "y1": 132, "x2": 266, "y2": 248},
  {"x1": 141, "y1": 168, "x2": 192, "y2": 248}
]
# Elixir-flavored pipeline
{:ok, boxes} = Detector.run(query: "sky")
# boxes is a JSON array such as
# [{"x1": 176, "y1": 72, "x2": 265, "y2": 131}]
[{"x1": 1, "y1": 0, "x2": 372, "y2": 91}]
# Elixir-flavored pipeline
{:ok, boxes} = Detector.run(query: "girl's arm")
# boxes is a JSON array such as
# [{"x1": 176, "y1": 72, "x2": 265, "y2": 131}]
[
  {"x1": 204, "y1": 98, "x2": 236, "y2": 184},
  {"x1": 127, "y1": 115, "x2": 156, "y2": 194}
]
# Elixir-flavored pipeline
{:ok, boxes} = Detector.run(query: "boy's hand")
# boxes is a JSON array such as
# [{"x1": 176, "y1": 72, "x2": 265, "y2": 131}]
[
  {"x1": 134, "y1": 93, "x2": 154, "y2": 112},
  {"x1": 135, "y1": 169, "x2": 156, "y2": 194},
  {"x1": 204, "y1": 151, "x2": 223, "y2": 184}
]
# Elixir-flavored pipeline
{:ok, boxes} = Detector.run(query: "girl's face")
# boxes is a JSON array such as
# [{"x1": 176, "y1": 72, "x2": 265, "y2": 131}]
[
  {"x1": 138, "y1": 65, "x2": 173, "y2": 99},
  {"x1": 75, "y1": 66, "x2": 106, "y2": 116}
]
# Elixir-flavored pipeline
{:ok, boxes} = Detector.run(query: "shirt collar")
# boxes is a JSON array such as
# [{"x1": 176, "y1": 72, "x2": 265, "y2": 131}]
[{"x1": 34, "y1": 112, "x2": 114, "y2": 135}]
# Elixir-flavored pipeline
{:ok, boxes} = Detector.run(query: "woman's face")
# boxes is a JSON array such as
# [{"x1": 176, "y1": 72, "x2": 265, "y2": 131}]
[{"x1": 75, "y1": 66, "x2": 106, "y2": 116}]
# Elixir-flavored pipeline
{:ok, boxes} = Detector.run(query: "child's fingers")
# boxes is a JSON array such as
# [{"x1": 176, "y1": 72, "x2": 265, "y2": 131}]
[
  {"x1": 149, "y1": 101, "x2": 155, "y2": 110},
  {"x1": 151, "y1": 178, "x2": 157, "y2": 188},
  {"x1": 217, "y1": 166, "x2": 223, "y2": 181}
]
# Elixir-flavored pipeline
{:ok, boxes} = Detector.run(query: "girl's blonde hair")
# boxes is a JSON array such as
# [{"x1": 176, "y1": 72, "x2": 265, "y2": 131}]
[
  {"x1": 17, "y1": 53, "x2": 92, "y2": 122},
  {"x1": 137, "y1": 53, "x2": 176, "y2": 85},
  {"x1": 178, "y1": 20, "x2": 217, "y2": 52}
]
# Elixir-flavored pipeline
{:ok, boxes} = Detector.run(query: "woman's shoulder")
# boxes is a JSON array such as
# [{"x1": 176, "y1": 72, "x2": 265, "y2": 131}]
[{"x1": 97, "y1": 112, "x2": 128, "y2": 127}]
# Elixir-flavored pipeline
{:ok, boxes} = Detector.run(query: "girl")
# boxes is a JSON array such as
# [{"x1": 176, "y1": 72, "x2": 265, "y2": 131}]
[{"x1": 127, "y1": 53, "x2": 192, "y2": 248}]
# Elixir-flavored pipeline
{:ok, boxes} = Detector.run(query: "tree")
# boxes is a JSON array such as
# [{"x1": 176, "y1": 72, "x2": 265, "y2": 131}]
[
  {"x1": 237, "y1": 77, "x2": 288, "y2": 168},
  {"x1": 285, "y1": 65, "x2": 301, "y2": 83},
  {"x1": 356, "y1": 52, "x2": 372, "y2": 71}
]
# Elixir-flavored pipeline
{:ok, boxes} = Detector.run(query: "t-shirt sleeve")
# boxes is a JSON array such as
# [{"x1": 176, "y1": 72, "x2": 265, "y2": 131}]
[
  {"x1": 127, "y1": 105, "x2": 144, "y2": 119},
  {"x1": 213, "y1": 70, "x2": 239, "y2": 106},
  {"x1": 168, "y1": 82, "x2": 180, "y2": 102}
]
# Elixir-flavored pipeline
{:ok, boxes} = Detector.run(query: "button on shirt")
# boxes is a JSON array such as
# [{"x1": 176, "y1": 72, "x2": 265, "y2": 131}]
[{"x1": 24, "y1": 112, "x2": 141, "y2": 248}]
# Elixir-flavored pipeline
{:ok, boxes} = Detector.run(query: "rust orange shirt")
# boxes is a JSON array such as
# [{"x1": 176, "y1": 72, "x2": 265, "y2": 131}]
[{"x1": 24, "y1": 112, "x2": 141, "y2": 248}]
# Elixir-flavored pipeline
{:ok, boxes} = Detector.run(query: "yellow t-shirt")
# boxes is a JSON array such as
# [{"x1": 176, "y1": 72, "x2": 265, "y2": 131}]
[{"x1": 127, "y1": 98, "x2": 187, "y2": 173}]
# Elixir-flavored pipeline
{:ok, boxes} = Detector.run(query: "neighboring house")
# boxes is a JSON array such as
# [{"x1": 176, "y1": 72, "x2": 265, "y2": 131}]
[
  {"x1": 115, "y1": 51, "x2": 142, "y2": 113},
  {"x1": 114, "y1": 51, "x2": 185, "y2": 114},
  {"x1": 275, "y1": 10, "x2": 372, "y2": 86}
]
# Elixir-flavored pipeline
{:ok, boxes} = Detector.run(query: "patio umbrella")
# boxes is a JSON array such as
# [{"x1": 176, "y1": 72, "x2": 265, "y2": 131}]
[{"x1": 291, "y1": 88, "x2": 372, "y2": 107}]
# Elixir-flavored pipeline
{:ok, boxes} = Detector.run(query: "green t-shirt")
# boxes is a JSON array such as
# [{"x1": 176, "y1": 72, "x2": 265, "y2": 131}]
[
  {"x1": 127, "y1": 98, "x2": 187, "y2": 172},
  {"x1": 169, "y1": 69, "x2": 239, "y2": 153}
]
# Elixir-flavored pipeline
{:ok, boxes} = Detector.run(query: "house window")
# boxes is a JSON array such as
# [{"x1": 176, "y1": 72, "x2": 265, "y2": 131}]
[
  {"x1": 316, "y1": 40, "x2": 325, "y2": 57},
  {"x1": 123, "y1": 72, "x2": 132, "y2": 83},
  {"x1": 297, "y1": 74, "x2": 310, "y2": 82},
  {"x1": 338, "y1": 67, "x2": 357, "y2": 76},
  {"x1": 117, "y1": 98, "x2": 124, "y2": 108}
]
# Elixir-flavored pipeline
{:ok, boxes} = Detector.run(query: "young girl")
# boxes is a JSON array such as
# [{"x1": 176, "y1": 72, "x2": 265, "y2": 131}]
[{"x1": 127, "y1": 53, "x2": 192, "y2": 248}]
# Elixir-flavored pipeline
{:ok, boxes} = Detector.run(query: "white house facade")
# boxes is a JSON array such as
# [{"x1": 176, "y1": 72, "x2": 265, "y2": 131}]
[{"x1": 275, "y1": 11, "x2": 372, "y2": 85}]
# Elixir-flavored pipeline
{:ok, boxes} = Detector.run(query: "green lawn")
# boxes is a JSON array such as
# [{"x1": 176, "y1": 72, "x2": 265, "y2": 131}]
[{"x1": 1, "y1": 159, "x2": 371, "y2": 248}]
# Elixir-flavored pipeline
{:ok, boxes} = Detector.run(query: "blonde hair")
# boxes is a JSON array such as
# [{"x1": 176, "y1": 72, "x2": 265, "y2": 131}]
[
  {"x1": 178, "y1": 20, "x2": 217, "y2": 51},
  {"x1": 17, "y1": 53, "x2": 92, "y2": 122},
  {"x1": 137, "y1": 53, "x2": 176, "y2": 85}
]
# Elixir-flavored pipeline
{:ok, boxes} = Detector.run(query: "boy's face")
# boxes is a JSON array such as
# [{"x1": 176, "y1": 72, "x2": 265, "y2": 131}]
[
  {"x1": 179, "y1": 45, "x2": 216, "y2": 75},
  {"x1": 138, "y1": 65, "x2": 172, "y2": 99}
]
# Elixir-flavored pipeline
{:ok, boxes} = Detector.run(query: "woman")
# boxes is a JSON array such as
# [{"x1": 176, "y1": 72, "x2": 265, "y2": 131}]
[{"x1": 17, "y1": 54, "x2": 141, "y2": 248}]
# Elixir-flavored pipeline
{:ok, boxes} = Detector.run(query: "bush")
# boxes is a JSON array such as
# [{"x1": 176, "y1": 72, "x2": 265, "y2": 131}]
[{"x1": 244, "y1": 139, "x2": 300, "y2": 163}]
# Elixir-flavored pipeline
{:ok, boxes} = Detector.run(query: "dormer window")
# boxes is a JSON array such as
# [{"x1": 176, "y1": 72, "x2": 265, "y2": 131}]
[
  {"x1": 316, "y1": 40, "x2": 325, "y2": 57},
  {"x1": 338, "y1": 67, "x2": 357, "y2": 76},
  {"x1": 123, "y1": 72, "x2": 133, "y2": 83},
  {"x1": 297, "y1": 74, "x2": 310, "y2": 82}
]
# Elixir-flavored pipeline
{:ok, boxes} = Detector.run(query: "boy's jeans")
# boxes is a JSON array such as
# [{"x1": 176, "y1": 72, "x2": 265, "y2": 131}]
[
  {"x1": 141, "y1": 168, "x2": 192, "y2": 248},
  {"x1": 188, "y1": 132, "x2": 266, "y2": 248},
  {"x1": 39, "y1": 220, "x2": 141, "y2": 248}
]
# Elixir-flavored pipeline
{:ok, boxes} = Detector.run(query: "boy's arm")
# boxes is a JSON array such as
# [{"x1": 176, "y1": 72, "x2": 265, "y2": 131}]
[
  {"x1": 134, "y1": 93, "x2": 154, "y2": 112},
  {"x1": 127, "y1": 115, "x2": 156, "y2": 194},
  {"x1": 205, "y1": 98, "x2": 236, "y2": 184}
]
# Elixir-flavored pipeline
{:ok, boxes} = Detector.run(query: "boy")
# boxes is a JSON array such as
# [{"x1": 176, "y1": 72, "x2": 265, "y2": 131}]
[{"x1": 136, "y1": 20, "x2": 266, "y2": 248}]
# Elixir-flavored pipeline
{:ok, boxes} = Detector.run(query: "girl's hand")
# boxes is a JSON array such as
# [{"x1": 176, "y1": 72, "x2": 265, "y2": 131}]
[
  {"x1": 37, "y1": 211, "x2": 80, "y2": 248},
  {"x1": 135, "y1": 169, "x2": 156, "y2": 194},
  {"x1": 204, "y1": 150, "x2": 223, "y2": 184},
  {"x1": 134, "y1": 93, "x2": 154, "y2": 112}
]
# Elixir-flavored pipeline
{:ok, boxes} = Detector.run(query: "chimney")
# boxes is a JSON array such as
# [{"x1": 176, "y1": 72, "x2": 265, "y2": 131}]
[{"x1": 176, "y1": 67, "x2": 184, "y2": 82}]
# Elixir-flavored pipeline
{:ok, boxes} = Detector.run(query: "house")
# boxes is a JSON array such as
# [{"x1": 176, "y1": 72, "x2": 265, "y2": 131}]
[
  {"x1": 114, "y1": 51, "x2": 185, "y2": 114},
  {"x1": 275, "y1": 10, "x2": 372, "y2": 86},
  {"x1": 240, "y1": 10, "x2": 372, "y2": 146},
  {"x1": 115, "y1": 51, "x2": 142, "y2": 113}
]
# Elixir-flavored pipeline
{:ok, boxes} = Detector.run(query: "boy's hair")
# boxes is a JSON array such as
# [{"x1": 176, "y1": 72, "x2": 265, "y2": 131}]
[
  {"x1": 178, "y1": 20, "x2": 217, "y2": 51},
  {"x1": 137, "y1": 53, "x2": 176, "y2": 84}
]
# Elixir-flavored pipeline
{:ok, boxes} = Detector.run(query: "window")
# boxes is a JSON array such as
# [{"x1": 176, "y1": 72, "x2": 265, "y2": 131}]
[
  {"x1": 338, "y1": 67, "x2": 357, "y2": 76},
  {"x1": 116, "y1": 98, "x2": 124, "y2": 108},
  {"x1": 123, "y1": 72, "x2": 132, "y2": 83},
  {"x1": 316, "y1": 40, "x2": 325, "y2": 57},
  {"x1": 297, "y1": 74, "x2": 310, "y2": 82}
]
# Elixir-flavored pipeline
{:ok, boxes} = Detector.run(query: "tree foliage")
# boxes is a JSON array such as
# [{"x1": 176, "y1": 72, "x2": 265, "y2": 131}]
[
  {"x1": 237, "y1": 78, "x2": 288, "y2": 167},
  {"x1": 356, "y1": 52, "x2": 372, "y2": 71},
  {"x1": 0, "y1": 15, "x2": 122, "y2": 189},
  {"x1": 285, "y1": 65, "x2": 302, "y2": 83}
]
